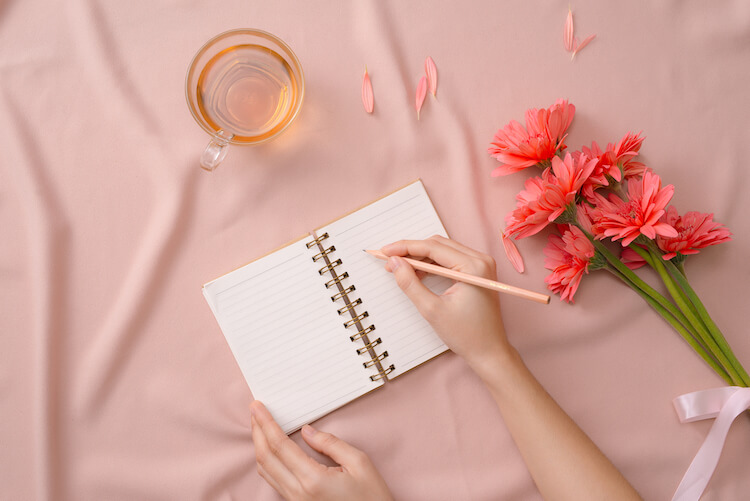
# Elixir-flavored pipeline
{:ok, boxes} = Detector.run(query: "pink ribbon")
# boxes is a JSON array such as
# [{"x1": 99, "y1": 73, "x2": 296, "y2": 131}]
[{"x1": 672, "y1": 386, "x2": 750, "y2": 501}]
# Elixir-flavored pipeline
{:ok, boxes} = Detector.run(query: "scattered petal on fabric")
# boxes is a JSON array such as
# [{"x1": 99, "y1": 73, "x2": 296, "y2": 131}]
[
  {"x1": 564, "y1": 8, "x2": 575, "y2": 52},
  {"x1": 425, "y1": 56, "x2": 438, "y2": 97},
  {"x1": 501, "y1": 230, "x2": 525, "y2": 273},
  {"x1": 362, "y1": 67, "x2": 374, "y2": 113},
  {"x1": 415, "y1": 76, "x2": 427, "y2": 119},
  {"x1": 571, "y1": 34, "x2": 596, "y2": 60}
]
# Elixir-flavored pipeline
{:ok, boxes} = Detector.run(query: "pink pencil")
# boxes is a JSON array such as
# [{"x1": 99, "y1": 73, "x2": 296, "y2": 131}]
[{"x1": 365, "y1": 249, "x2": 550, "y2": 304}]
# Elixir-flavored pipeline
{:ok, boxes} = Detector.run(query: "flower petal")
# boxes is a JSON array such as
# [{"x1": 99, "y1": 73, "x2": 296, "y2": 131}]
[
  {"x1": 564, "y1": 8, "x2": 574, "y2": 52},
  {"x1": 501, "y1": 230, "x2": 525, "y2": 273},
  {"x1": 362, "y1": 67, "x2": 374, "y2": 113},
  {"x1": 425, "y1": 56, "x2": 438, "y2": 97},
  {"x1": 571, "y1": 34, "x2": 596, "y2": 60},
  {"x1": 415, "y1": 76, "x2": 427, "y2": 120},
  {"x1": 621, "y1": 247, "x2": 647, "y2": 270}
]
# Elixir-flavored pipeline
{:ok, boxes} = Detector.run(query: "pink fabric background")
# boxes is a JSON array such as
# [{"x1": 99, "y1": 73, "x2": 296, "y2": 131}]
[{"x1": 2, "y1": 1, "x2": 749, "y2": 499}]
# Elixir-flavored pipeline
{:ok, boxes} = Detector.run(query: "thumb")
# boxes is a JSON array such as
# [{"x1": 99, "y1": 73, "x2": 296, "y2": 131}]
[
  {"x1": 388, "y1": 256, "x2": 439, "y2": 318},
  {"x1": 301, "y1": 425, "x2": 366, "y2": 468}
]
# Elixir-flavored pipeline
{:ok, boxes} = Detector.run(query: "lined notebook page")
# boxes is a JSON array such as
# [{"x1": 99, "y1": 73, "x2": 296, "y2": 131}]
[
  {"x1": 202, "y1": 237, "x2": 383, "y2": 434},
  {"x1": 317, "y1": 181, "x2": 452, "y2": 379}
]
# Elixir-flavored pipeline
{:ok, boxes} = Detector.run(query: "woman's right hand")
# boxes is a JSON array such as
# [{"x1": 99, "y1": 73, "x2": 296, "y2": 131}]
[
  {"x1": 380, "y1": 235, "x2": 511, "y2": 379},
  {"x1": 384, "y1": 236, "x2": 643, "y2": 501}
]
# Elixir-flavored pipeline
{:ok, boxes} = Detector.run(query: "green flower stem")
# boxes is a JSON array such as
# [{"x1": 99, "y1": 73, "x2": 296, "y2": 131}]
[
  {"x1": 571, "y1": 221, "x2": 745, "y2": 386},
  {"x1": 637, "y1": 248, "x2": 656, "y2": 268},
  {"x1": 643, "y1": 242, "x2": 748, "y2": 386},
  {"x1": 631, "y1": 247, "x2": 716, "y2": 360},
  {"x1": 604, "y1": 266, "x2": 733, "y2": 385},
  {"x1": 633, "y1": 245, "x2": 702, "y2": 325},
  {"x1": 580, "y1": 231, "x2": 694, "y2": 333},
  {"x1": 676, "y1": 260, "x2": 687, "y2": 277},
  {"x1": 637, "y1": 247, "x2": 700, "y2": 323},
  {"x1": 632, "y1": 245, "x2": 744, "y2": 386},
  {"x1": 661, "y1": 256, "x2": 750, "y2": 387}
]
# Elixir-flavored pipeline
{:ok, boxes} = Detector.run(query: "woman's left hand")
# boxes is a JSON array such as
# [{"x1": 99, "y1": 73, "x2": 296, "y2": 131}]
[{"x1": 250, "y1": 400, "x2": 394, "y2": 501}]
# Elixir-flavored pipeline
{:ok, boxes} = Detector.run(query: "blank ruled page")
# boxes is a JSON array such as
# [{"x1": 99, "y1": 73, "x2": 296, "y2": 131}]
[
  {"x1": 202, "y1": 237, "x2": 382, "y2": 434},
  {"x1": 317, "y1": 181, "x2": 452, "y2": 379}
]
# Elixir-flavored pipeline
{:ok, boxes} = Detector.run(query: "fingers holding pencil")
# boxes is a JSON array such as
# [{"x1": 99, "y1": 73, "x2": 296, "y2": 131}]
[
  {"x1": 381, "y1": 237, "x2": 496, "y2": 278},
  {"x1": 376, "y1": 238, "x2": 550, "y2": 304},
  {"x1": 377, "y1": 238, "x2": 516, "y2": 372},
  {"x1": 383, "y1": 255, "x2": 442, "y2": 320},
  {"x1": 425, "y1": 234, "x2": 493, "y2": 262}
]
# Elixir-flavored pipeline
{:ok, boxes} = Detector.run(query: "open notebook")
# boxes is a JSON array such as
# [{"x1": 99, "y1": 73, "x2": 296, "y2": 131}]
[{"x1": 202, "y1": 180, "x2": 451, "y2": 433}]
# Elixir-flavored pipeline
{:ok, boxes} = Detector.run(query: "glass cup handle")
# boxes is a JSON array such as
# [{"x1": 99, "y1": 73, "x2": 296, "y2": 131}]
[{"x1": 200, "y1": 130, "x2": 234, "y2": 171}]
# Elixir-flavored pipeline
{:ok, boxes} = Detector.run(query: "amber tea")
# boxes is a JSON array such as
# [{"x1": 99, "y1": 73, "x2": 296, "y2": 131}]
[
  {"x1": 186, "y1": 30, "x2": 304, "y2": 170},
  {"x1": 196, "y1": 44, "x2": 300, "y2": 142}
]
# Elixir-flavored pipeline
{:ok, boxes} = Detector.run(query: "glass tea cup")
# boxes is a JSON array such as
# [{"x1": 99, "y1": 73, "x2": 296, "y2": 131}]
[{"x1": 185, "y1": 29, "x2": 305, "y2": 171}]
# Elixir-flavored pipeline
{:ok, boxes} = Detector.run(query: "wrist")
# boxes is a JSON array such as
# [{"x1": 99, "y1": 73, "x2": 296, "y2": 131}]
[{"x1": 466, "y1": 342, "x2": 522, "y2": 385}]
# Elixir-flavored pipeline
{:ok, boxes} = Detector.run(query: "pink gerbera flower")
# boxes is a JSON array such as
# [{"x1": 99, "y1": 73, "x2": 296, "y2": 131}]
[
  {"x1": 504, "y1": 175, "x2": 550, "y2": 238},
  {"x1": 656, "y1": 206, "x2": 732, "y2": 260},
  {"x1": 489, "y1": 99, "x2": 575, "y2": 176},
  {"x1": 590, "y1": 171, "x2": 678, "y2": 246},
  {"x1": 578, "y1": 132, "x2": 646, "y2": 199},
  {"x1": 613, "y1": 131, "x2": 647, "y2": 179},
  {"x1": 577, "y1": 142, "x2": 620, "y2": 199},
  {"x1": 505, "y1": 153, "x2": 596, "y2": 239},
  {"x1": 544, "y1": 225, "x2": 595, "y2": 302}
]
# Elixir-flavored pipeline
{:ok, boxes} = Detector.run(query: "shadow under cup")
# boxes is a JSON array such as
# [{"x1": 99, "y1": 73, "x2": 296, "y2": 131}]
[{"x1": 185, "y1": 29, "x2": 305, "y2": 171}]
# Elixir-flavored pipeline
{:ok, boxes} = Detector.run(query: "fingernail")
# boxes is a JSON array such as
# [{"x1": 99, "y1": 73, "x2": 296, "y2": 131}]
[
  {"x1": 249, "y1": 404, "x2": 256, "y2": 418},
  {"x1": 388, "y1": 256, "x2": 400, "y2": 271},
  {"x1": 302, "y1": 424, "x2": 317, "y2": 437}
]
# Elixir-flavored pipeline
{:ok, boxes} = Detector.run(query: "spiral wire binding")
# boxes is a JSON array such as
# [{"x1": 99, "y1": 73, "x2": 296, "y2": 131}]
[
  {"x1": 331, "y1": 285, "x2": 356, "y2": 302},
  {"x1": 318, "y1": 259, "x2": 342, "y2": 275},
  {"x1": 370, "y1": 364, "x2": 395, "y2": 381},
  {"x1": 356, "y1": 337, "x2": 382, "y2": 355},
  {"x1": 306, "y1": 233, "x2": 393, "y2": 382},
  {"x1": 337, "y1": 298, "x2": 362, "y2": 315},
  {"x1": 363, "y1": 351, "x2": 389, "y2": 368},
  {"x1": 325, "y1": 272, "x2": 349, "y2": 289},
  {"x1": 350, "y1": 325, "x2": 375, "y2": 342},
  {"x1": 343, "y1": 311, "x2": 369, "y2": 328},
  {"x1": 306, "y1": 232, "x2": 330, "y2": 248},
  {"x1": 312, "y1": 246, "x2": 336, "y2": 262}
]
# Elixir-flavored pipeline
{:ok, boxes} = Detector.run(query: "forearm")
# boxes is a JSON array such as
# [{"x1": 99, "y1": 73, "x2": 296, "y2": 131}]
[
  {"x1": 474, "y1": 348, "x2": 642, "y2": 501},
  {"x1": 382, "y1": 238, "x2": 640, "y2": 499}
]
